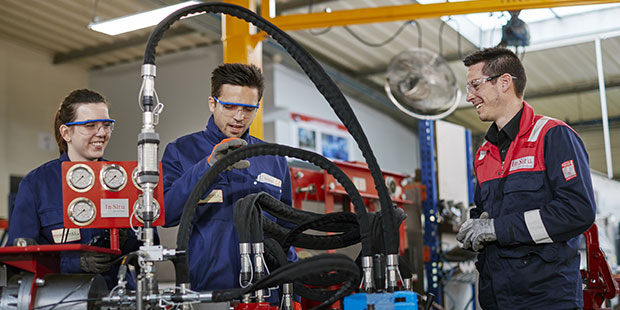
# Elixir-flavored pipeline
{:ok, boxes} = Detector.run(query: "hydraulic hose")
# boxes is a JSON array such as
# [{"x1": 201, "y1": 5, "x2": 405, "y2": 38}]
[
  {"x1": 143, "y1": 2, "x2": 398, "y2": 257},
  {"x1": 176, "y1": 143, "x2": 371, "y2": 285},
  {"x1": 235, "y1": 192, "x2": 360, "y2": 248},
  {"x1": 254, "y1": 193, "x2": 354, "y2": 232},
  {"x1": 210, "y1": 254, "x2": 360, "y2": 310}
]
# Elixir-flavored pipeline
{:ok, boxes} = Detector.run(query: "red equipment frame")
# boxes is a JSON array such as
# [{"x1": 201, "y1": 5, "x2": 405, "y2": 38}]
[
  {"x1": 290, "y1": 160, "x2": 412, "y2": 254},
  {"x1": 581, "y1": 223, "x2": 619, "y2": 310}
]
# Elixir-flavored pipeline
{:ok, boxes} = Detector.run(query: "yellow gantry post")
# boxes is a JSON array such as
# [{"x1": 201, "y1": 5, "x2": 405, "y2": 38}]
[{"x1": 222, "y1": 0, "x2": 265, "y2": 139}]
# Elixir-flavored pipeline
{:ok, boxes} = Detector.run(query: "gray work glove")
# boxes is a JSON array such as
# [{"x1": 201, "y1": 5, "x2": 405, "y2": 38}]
[
  {"x1": 208, "y1": 138, "x2": 250, "y2": 171},
  {"x1": 456, "y1": 212, "x2": 496, "y2": 252},
  {"x1": 80, "y1": 253, "x2": 116, "y2": 274}
]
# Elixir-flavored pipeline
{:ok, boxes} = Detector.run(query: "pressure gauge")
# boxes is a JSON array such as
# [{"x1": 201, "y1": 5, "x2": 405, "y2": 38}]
[
  {"x1": 133, "y1": 195, "x2": 161, "y2": 223},
  {"x1": 67, "y1": 198, "x2": 97, "y2": 226},
  {"x1": 66, "y1": 164, "x2": 95, "y2": 193},
  {"x1": 132, "y1": 167, "x2": 157, "y2": 190},
  {"x1": 100, "y1": 164, "x2": 127, "y2": 191}
]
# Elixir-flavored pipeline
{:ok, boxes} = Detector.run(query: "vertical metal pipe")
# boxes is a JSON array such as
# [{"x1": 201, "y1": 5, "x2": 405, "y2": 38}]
[{"x1": 594, "y1": 37, "x2": 614, "y2": 179}]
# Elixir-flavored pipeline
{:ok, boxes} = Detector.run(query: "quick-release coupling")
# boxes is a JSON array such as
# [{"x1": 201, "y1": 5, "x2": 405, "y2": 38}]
[{"x1": 386, "y1": 254, "x2": 399, "y2": 292}]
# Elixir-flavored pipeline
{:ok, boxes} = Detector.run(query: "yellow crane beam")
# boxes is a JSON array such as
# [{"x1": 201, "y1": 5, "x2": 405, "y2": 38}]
[
  {"x1": 223, "y1": 0, "x2": 265, "y2": 139},
  {"x1": 261, "y1": 0, "x2": 620, "y2": 31}
]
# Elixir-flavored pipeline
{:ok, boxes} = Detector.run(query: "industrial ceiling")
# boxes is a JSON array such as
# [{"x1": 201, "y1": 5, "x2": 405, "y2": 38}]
[{"x1": 1, "y1": 0, "x2": 618, "y2": 177}]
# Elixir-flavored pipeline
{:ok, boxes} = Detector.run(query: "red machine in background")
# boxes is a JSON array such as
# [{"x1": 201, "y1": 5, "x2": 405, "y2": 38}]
[{"x1": 289, "y1": 160, "x2": 413, "y2": 255}]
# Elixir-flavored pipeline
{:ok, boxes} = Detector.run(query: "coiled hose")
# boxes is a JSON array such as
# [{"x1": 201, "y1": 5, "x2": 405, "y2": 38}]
[
  {"x1": 174, "y1": 143, "x2": 371, "y2": 288},
  {"x1": 143, "y1": 2, "x2": 398, "y2": 259}
]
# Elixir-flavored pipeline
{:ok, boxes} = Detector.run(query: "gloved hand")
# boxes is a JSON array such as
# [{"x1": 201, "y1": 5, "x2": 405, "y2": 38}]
[
  {"x1": 80, "y1": 253, "x2": 116, "y2": 274},
  {"x1": 208, "y1": 138, "x2": 250, "y2": 171},
  {"x1": 456, "y1": 212, "x2": 496, "y2": 252}
]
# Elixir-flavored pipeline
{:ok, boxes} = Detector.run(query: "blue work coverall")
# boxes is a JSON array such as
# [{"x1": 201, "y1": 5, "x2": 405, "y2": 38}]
[
  {"x1": 162, "y1": 116, "x2": 297, "y2": 293},
  {"x1": 7, "y1": 152, "x2": 143, "y2": 289},
  {"x1": 472, "y1": 102, "x2": 596, "y2": 309}
]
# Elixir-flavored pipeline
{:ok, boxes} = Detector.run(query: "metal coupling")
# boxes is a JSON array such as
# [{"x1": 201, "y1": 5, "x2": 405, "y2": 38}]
[
  {"x1": 386, "y1": 254, "x2": 399, "y2": 291},
  {"x1": 362, "y1": 256, "x2": 375, "y2": 292},
  {"x1": 281, "y1": 283, "x2": 294, "y2": 310}
]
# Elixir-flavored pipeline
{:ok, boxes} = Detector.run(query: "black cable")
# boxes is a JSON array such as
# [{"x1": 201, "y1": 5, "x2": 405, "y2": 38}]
[
  {"x1": 175, "y1": 143, "x2": 372, "y2": 285},
  {"x1": 262, "y1": 214, "x2": 359, "y2": 250},
  {"x1": 413, "y1": 20, "x2": 422, "y2": 48},
  {"x1": 343, "y1": 21, "x2": 414, "y2": 48},
  {"x1": 46, "y1": 278, "x2": 91, "y2": 310},
  {"x1": 143, "y1": 2, "x2": 398, "y2": 259},
  {"x1": 281, "y1": 212, "x2": 360, "y2": 250},
  {"x1": 35, "y1": 298, "x2": 99, "y2": 309},
  {"x1": 210, "y1": 254, "x2": 360, "y2": 310},
  {"x1": 438, "y1": 17, "x2": 463, "y2": 58}
]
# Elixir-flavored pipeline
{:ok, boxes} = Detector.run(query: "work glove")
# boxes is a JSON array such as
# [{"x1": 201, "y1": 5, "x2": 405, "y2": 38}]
[
  {"x1": 80, "y1": 253, "x2": 116, "y2": 274},
  {"x1": 456, "y1": 212, "x2": 496, "y2": 252},
  {"x1": 208, "y1": 138, "x2": 250, "y2": 171}
]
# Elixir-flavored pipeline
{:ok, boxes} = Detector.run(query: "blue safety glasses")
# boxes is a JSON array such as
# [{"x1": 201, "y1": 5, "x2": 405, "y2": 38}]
[
  {"x1": 212, "y1": 96, "x2": 259, "y2": 109},
  {"x1": 64, "y1": 119, "x2": 115, "y2": 135},
  {"x1": 213, "y1": 96, "x2": 259, "y2": 118}
]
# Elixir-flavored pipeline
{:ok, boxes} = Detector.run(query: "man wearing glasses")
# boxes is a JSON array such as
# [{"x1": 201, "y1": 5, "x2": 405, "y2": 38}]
[
  {"x1": 456, "y1": 47, "x2": 596, "y2": 309},
  {"x1": 161, "y1": 63, "x2": 296, "y2": 297}
]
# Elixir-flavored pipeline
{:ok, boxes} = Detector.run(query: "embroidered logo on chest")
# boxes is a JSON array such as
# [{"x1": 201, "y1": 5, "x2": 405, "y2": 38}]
[
  {"x1": 561, "y1": 160, "x2": 577, "y2": 181},
  {"x1": 478, "y1": 150, "x2": 487, "y2": 160},
  {"x1": 509, "y1": 156, "x2": 535, "y2": 171},
  {"x1": 199, "y1": 189, "x2": 223, "y2": 204},
  {"x1": 256, "y1": 173, "x2": 282, "y2": 187}
]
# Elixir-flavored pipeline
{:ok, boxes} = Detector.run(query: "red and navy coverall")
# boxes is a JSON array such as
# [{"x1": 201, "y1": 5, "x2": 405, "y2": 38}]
[{"x1": 472, "y1": 102, "x2": 595, "y2": 309}]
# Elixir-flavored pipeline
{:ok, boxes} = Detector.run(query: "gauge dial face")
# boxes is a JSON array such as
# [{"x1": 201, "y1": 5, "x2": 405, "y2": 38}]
[
  {"x1": 67, "y1": 164, "x2": 95, "y2": 193},
  {"x1": 101, "y1": 164, "x2": 127, "y2": 191},
  {"x1": 133, "y1": 195, "x2": 161, "y2": 223},
  {"x1": 68, "y1": 198, "x2": 96, "y2": 226}
]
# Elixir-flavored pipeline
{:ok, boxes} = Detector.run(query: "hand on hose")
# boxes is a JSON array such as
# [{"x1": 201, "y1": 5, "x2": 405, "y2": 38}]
[
  {"x1": 80, "y1": 253, "x2": 116, "y2": 274},
  {"x1": 456, "y1": 212, "x2": 496, "y2": 252},
  {"x1": 208, "y1": 138, "x2": 250, "y2": 171}
]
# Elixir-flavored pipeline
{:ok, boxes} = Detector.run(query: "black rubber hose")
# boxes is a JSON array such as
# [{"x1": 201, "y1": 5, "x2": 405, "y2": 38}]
[
  {"x1": 233, "y1": 198, "x2": 251, "y2": 243},
  {"x1": 211, "y1": 254, "x2": 360, "y2": 310},
  {"x1": 263, "y1": 239, "x2": 350, "y2": 301},
  {"x1": 255, "y1": 193, "x2": 354, "y2": 232},
  {"x1": 176, "y1": 143, "x2": 372, "y2": 284},
  {"x1": 263, "y1": 215, "x2": 359, "y2": 250},
  {"x1": 144, "y1": 2, "x2": 396, "y2": 256},
  {"x1": 281, "y1": 212, "x2": 360, "y2": 251}
]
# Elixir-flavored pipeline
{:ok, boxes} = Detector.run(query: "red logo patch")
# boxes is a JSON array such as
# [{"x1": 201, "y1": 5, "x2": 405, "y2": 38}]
[{"x1": 561, "y1": 160, "x2": 577, "y2": 181}]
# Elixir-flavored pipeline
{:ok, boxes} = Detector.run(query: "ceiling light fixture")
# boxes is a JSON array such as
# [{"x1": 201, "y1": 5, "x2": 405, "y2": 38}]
[{"x1": 88, "y1": 1, "x2": 203, "y2": 36}]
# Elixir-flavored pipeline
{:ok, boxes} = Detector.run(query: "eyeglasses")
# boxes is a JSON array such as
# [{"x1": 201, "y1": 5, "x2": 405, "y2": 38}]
[
  {"x1": 466, "y1": 74, "x2": 518, "y2": 94},
  {"x1": 213, "y1": 96, "x2": 258, "y2": 118},
  {"x1": 64, "y1": 119, "x2": 115, "y2": 135}
]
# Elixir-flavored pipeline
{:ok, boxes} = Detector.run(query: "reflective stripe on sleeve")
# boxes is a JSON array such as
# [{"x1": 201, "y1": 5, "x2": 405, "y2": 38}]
[
  {"x1": 524, "y1": 209, "x2": 553, "y2": 243},
  {"x1": 528, "y1": 117, "x2": 551, "y2": 142}
]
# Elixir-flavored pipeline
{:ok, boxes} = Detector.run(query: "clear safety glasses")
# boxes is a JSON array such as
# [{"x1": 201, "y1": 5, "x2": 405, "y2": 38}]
[
  {"x1": 465, "y1": 74, "x2": 518, "y2": 94},
  {"x1": 64, "y1": 119, "x2": 115, "y2": 135},
  {"x1": 213, "y1": 96, "x2": 259, "y2": 118}
]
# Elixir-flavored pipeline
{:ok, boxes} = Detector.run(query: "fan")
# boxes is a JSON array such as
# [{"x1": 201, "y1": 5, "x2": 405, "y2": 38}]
[{"x1": 385, "y1": 48, "x2": 461, "y2": 120}]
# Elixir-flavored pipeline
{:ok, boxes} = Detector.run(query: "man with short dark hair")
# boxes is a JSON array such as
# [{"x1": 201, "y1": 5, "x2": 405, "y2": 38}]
[
  {"x1": 457, "y1": 47, "x2": 595, "y2": 309},
  {"x1": 162, "y1": 63, "x2": 296, "y2": 293}
]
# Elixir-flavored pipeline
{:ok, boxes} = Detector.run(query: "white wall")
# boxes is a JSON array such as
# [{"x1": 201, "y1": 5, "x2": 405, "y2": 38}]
[
  {"x1": 0, "y1": 37, "x2": 88, "y2": 217},
  {"x1": 90, "y1": 46, "x2": 221, "y2": 162},
  {"x1": 267, "y1": 63, "x2": 419, "y2": 175}
]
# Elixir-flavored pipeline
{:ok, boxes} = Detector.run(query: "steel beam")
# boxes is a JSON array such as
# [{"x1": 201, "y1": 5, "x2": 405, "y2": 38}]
[{"x1": 263, "y1": 0, "x2": 620, "y2": 31}]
